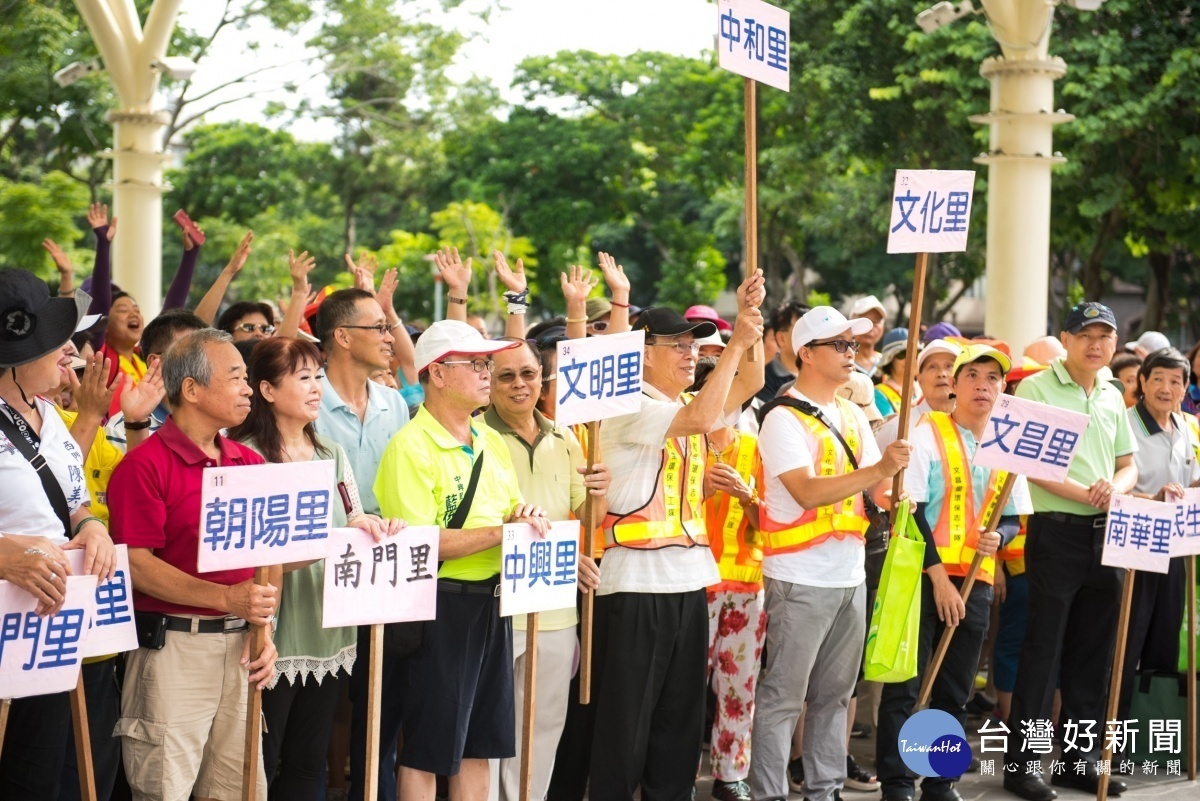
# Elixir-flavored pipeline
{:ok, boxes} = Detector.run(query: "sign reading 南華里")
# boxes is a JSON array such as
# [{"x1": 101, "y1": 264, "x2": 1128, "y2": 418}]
[
  {"x1": 555, "y1": 331, "x2": 645, "y2": 428},
  {"x1": 322, "y1": 526, "x2": 440, "y2": 628},
  {"x1": 66, "y1": 544, "x2": 137, "y2": 657},
  {"x1": 716, "y1": 0, "x2": 790, "y2": 93},
  {"x1": 197, "y1": 460, "x2": 337, "y2": 573},
  {"x1": 0, "y1": 574, "x2": 97, "y2": 699},
  {"x1": 500, "y1": 520, "x2": 581, "y2": 618},
  {"x1": 886, "y1": 170, "x2": 976, "y2": 254},
  {"x1": 973, "y1": 394, "x2": 1090, "y2": 483},
  {"x1": 1102, "y1": 494, "x2": 1173, "y2": 574}
]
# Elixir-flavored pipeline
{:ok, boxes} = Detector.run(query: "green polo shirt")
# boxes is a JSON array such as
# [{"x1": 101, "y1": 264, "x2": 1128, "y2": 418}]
[
  {"x1": 374, "y1": 406, "x2": 522, "y2": 580},
  {"x1": 1014, "y1": 358, "x2": 1137, "y2": 515},
  {"x1": 484, "y1": 406, "x2": 587, "y2": 631}
]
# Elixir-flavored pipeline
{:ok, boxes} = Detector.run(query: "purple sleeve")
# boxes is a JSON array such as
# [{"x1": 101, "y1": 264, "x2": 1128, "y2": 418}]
[
  {"x1": 88, "y1": 226, "x2": 112, "y2": 315},
  {"x1": 163, "y1": 245, "x2": 200, "y2": 311}
]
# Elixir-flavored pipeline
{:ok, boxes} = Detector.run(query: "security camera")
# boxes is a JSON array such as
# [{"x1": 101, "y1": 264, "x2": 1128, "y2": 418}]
[
  {"x1": 916, "y1": 1, "x2": 977, "y2": 34},
  {"x1": 53, "y1": 60, "x2": 102, "y2": 88},
  {"x1": 1061, "y1": 0, "x2": 1106, "y2": 10},
  {"x1": 151, "y1": 56, "x2": 198, "y2": 81}
]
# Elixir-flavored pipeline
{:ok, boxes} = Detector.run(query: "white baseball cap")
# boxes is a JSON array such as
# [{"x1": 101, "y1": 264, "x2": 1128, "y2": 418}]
[
  {"x1": 1126, "y1": 330, "x2": 1170, "y2": 355},
  {"x1": 695, "y1": 330, "x2": 725, "y2": 350},
  {"x1": 916, "y1": 338, "x2": 963, "y2": 370},
  {"x1": 848, "y1": 295, "x2": 887, "y2": 319},
  {"x1": 414, "y1": 319, "x2": 520, "y2": 373},
  {"x1": 792, "y1": 306, "x2": 873, "y2": 353}
]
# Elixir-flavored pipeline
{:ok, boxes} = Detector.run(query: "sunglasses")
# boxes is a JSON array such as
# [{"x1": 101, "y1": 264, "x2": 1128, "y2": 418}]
[{"x1": 238, "y1": 323, "x2": 275, "y2": 335}]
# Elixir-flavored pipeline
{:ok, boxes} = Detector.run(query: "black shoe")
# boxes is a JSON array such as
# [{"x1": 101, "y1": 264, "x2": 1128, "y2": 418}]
[
  {"x1": 851, "y1": 721, "x2": 873, "y2": 738},
  {"x1": 918, "y1": 786, "x2": 963, "y2": 801},
  {"x1": 788, "y1": 758, "x2": 805, "y2": 794},
  {"x1": 845, "y1": 755, "x2": 880, "y2": 792},
  {"x1": 712, "y1": 780, "x2": 753, "y2": 801},
  {"x1": 881, "y1": 793, "x2": 914, "y2": 801},
  {"x1": 804, "y1": 792, "x2": 841, "y2": 801},
  {"x1": 1050, "y1": 770, "x2": 1126, "y2": 795},
  {"x1": 1003, "y1": 773, "x2": 1057, "y2": 801}
]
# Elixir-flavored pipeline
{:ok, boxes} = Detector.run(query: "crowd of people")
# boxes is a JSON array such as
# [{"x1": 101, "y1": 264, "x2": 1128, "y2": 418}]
[{"x1": 1, "y1": 207, "x2": 1198, "y2": 801}]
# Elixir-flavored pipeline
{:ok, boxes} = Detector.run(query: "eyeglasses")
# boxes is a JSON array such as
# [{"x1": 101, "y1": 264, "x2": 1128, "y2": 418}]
[
  {"x1": 238, "y1": 323, "x2": 275, "y2": 335},
  {"x1": 340, "y1": 323, "x2": 390, "y2": 335},
  {"x1": 495, "y1": 368, "x2": 541, "y2": 385},
  {"x1": 649, "y1": 341, "x2": 700, "y2": 356},
  {"x1": 807, "y1": 339, "x2": 861, "y2": 354},
  {"x1": 440, "y1": 358, "x2": 495, "y2": 373}
]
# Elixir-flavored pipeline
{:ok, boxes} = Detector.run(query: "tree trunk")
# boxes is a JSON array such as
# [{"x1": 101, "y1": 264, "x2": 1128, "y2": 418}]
[
  {"x1": 1081, "y1": 209, "x2": 1122, "y2": 301},
  {"x1": 1140, "y1": 250, "x2": 1172, "y2": 335}
]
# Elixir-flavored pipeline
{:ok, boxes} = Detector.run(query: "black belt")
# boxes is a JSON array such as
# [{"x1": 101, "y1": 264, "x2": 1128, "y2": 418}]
[
  {"x1": 164, "y1": 615, "x2": 250, "y2": 634},
  {"x1": 437, "y1": 578, "x2": 501, "y2": 597},
  {"x1": 1037, "y1": 511, "x2": 1107, "y2": 529}
]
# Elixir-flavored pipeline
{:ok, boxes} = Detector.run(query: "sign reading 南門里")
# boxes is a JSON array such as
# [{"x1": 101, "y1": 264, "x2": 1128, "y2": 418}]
[
  {"x1": 0, "y1": 575, "x2": 97, "y2": 699},
  {"x1": 322, "y1": 526, "x2": 440, "y2": 627}
]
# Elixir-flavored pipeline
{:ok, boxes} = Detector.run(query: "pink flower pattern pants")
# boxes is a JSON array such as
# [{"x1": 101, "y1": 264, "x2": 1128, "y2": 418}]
[{"x1": 706, "y1": 588, "x2": 767, "y2": 782}]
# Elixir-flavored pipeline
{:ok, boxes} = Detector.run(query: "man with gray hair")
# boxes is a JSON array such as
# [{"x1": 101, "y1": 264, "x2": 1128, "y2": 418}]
[{"x1": 109, "y1": 328, "x2": 279, "y2": 801}]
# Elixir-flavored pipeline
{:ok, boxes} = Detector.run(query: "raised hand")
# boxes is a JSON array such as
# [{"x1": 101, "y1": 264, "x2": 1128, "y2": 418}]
[
  {"x1": 42, "y1": 239, "x2": 73, "y2": 275},
  {"x1": 559, "y1": 265, "x2": 598, "y2": 308},
  {"x1": 120, "y1": 356, "x2": 166, "y2": 424},
  {"x1": 433, "y1": 246, "x2": 472, "y2": 297},
  {"x1": 493, "y1": 251, "x2": 527, "y2": 295},
  {"x1": 289, "y1": 250, "x2": 317, "y2": 291},
  {"x1": 376, "y1": 267, "x2": 398, "y2": 315},
  {"x1": 74, "y1": 355, "x2": 116, "y2": 421},
  {"x1": 226, "y1": 231, "x2": 253, "y2": 274},
  {"x1": 344, "y1": 250, "x2": 379, "y2": 281},
  {"x1": 597, "y1": 252, "x2": 630, "y2": 300},
  {"x1": 86, "y1": 203, "x2": 117, "y2": 240}
]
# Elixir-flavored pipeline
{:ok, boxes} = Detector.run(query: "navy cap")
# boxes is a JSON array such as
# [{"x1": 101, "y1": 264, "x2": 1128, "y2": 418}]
[{"x1": 1064, "y1": 302, "x2": 1117, "y2": 334}]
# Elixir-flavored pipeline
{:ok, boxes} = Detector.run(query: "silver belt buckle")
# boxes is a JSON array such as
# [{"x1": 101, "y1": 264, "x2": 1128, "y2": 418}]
[
  {"x1": 1093, "y1": 516, "x2": 1107, "y2": 530},
  {"x1": 493, "y1": 584, "x2": 501, "y2": 598},
  {"x1": 223, "y1": 616, "x2": 247, "y2": 632}
]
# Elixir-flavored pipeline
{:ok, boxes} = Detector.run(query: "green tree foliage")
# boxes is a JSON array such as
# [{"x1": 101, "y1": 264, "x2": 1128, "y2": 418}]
[{"x1": 0, "y1": 171, "x2": 89, "y2": 277}]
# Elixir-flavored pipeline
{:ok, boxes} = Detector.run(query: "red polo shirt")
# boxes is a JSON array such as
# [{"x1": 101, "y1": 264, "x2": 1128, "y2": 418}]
[{"x1": 109, "y1": 416, "x2": 264, "y2": 616}]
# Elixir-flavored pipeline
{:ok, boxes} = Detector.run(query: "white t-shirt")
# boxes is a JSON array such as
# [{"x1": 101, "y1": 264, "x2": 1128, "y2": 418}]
[
  {"x1": 0, "y1": 397, "x2": 90, "y2": 545},
  {"x1": 874, "y1": 399, "x2": 932, "y2": 450},
  {"x1": 597, "y1": 384, "x2": 723, "y2": 595},
  {"x1": 758, "y1": 388, "x2": 882, "y2": 588}
]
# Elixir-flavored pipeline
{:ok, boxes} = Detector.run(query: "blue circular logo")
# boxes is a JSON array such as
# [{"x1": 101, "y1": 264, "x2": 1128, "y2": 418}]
[{"x1": 898, "y1": 709, "x2": 973, "y2": 778}]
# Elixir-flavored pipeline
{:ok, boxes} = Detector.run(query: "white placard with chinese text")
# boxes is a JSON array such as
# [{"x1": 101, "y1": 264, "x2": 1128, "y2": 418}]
[
  {"x1": 198, "y1": 460, "x2": 337, "y2": 572},
  {"x1": 717, "y1": 0, "x2": 790, "y2": 92},
  {"x1": 973, "y1": 394, "x2": 1090, "y2": 483},
  {"x1": 555, "y1": 331, "x2": 645, "y2": 428},
  {"x1": 1168, "y1": 487, "x2": 1200, "y2": 557},
  {"x1": 887, "y1": 170, "x2": 976, "y2": 254},
  {"x1": 0, "y1": 575, "x2": 97, "y2": 699},
  {"x1": 500, "y1": 521, "x2": 581, "y2": 618},
  {"x1": 66, "y1": 545, "x2": 137, "y2": 656},
  {"x1": 322, "y1": 526, "x2": 439, "y2": 627},
  {"x1": 1102, "y1": 494, "x2": 1173, "y2": 573}
]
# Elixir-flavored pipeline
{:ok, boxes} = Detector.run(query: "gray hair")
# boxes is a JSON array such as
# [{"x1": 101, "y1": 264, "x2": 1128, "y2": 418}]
[{"x1": 163, "y1": 328, "x2": 233, "y2": 406}]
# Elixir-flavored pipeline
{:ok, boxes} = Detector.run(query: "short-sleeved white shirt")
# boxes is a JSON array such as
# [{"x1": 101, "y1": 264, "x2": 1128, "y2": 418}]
[
  {"x1": 0, "y1": 397, "x2": 90, "y2": 544},
  {"x1": 758, "y1": 388, "x2": 882, "y2": 588},
  {"x1": 597, "y1": 384, "x2": 722, "y2": 595}
]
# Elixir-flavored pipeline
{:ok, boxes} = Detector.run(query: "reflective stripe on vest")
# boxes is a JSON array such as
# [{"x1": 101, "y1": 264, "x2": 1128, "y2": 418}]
[
  {"x1": 759, "y1": 396, "x2": 870, "y2": 556},
  {"x1": 603, "y1": 394, "x2": 707, "y2": 550},
  {"x1": 927, "y1": 412, "x2": 1005, "y2": 584},
  {"x1": 878, "y1": 382, "x2": 902, "y2": 411},
  {"x1": 1187, "y1": 415, "x2": 1200, "y2": 464},
  {"x1": 706, "y1": 430, "x2": 763, "y2": 585}
]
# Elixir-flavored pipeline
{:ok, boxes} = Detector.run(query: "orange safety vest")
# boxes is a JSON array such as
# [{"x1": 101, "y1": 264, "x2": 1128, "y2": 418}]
[
  {"x1": 602, "y1": 394, "x2": 707, "y2": 550},
  {"x1": 1186, "y1": 415, "x2": 1200, "y2": 464},
  {"x1": 926, "y1": 412, "x2": 1007, "y2": 585},
  {"x1": 878, "y1": 382, "x2": 903, "y2": 411},
  {"x1": 998, "y1": 517, "x2": 1027, "y2": 577},
  {"x1": 759, "y1": 396, "x2": 870, "y2": 556},
  {"x1": 705, "y1": 430, "x2": 763, "y2": 586}
]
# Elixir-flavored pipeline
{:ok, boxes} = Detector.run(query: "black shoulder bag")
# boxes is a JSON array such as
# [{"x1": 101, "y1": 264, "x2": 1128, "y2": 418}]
[
  {"x1": 0, "y1": 404, "x2": 74, "y2": 540},
  {"x1": 758, "y1": 397, "x2": 891, "y2": 589},
  {"x1": 382, "y1": 451, "x2": 486, "y2": 661}
]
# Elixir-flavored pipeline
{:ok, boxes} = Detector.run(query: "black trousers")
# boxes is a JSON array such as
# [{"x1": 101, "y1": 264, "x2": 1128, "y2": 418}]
[
  {"x1": 588, "y1": 589, "x2": 708, "y2": 801},
  {"x1": 349, "y1": 625, "x2": 405, "y2": 801},
  {"x1": 263, "y1": 670, "x2": 343, "y2": 800},
  {"x1": 0, "y1": 690, "x2": 71, "y2": 799},
  {"x1": 1006, "y1": 514, "x2": 1124, "y2": 764},
  {"x1": 877, "y1": 574, "x2": 993, "y2": 793},
  {"x1": 548, "y1": 593, "x2": 598, "y2": 801},
  {"x1": 59, "y1": 657, "x2": 123, "y2": 801},
  {"x1": 1118, "y1": 556, "x2": 1186, "y2": 720}
]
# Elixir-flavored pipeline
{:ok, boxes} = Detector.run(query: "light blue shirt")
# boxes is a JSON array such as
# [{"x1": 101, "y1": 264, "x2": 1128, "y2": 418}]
[{"x1": 316, "y1": 375, "x2": 409, "y2": 515}]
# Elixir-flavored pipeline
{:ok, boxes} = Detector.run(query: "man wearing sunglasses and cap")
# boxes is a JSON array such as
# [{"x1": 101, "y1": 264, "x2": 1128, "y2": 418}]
[
  {"x1": 587, "y1": 271, "x2": 765, "y2": 801},
  {"x1": 875, "y1": 345, "x2": 1033, "y2": 801},
  {"x1": 374, "y1": 320, "x2": 550, "y2": 801},
  {"x1": 1003, "y1": 302, "x2": 1138, "y2": 801},
  {"x1": 749, "y1": 306, "x2": 911, "y2": 801}
]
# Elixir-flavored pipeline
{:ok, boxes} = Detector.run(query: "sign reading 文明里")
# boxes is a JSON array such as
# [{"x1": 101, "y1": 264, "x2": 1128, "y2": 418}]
[
  {"x1": 886, "y1": 170, "x2": 976, "y2": 254},
  {"x1": 66, "y1": 544, "x2": 138, "y2": 657},
  {"x1": 973, "y1": 394, "x2": 1090, "y2": 484},
  {"x1": 322, "y1": 526, "x2": 439, "y2": 628},
  {"x1": 197, "y1": 460, "x2": 337, "y2": 573},
  {"x1": 1102, "y1": 494, "x2": 1173, "y2": 574},
  {"x1": 0, "y1": 575, "x2": 97, "y2": 699},
  {"x1": 716, "y1": 0, "x2": 790, "y2": 93},
  {"x1": 555, "y1": 330, "x2": 646, "y2": 428},
  {"x1": 500, "y1": 521, "x2": 581, "y2": 618}
]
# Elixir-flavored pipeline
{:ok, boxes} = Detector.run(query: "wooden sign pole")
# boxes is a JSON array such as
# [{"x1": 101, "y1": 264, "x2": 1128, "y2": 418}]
[
  {"x1": 241, "y1": 566, "x2": 269, "y2": 801},
  {"x1": 916, "y1": 474, "x2": 1016, "y2": 708},
  {"x1": 0, "y1": 698, "x2": 9, "y2": 760},
  {"x1": 363, "y1": 623, "x2": 384, "y2": 801},
  {"x1": 744, "y1": 77, "x2": 760, "y2": 363},
  {"x1": 1097, "y1": 568, "x2": 1136, "y2": 801},
  {"x1": 519, "y1": 613, "x2": 540, "y2": 801},
  {"x1": 579, "y1": 418, "x2": 601, "y2": 705},
  {"x1": 69, "y1": 673, "x2": 98, "y2": 801},
  {"x1": 889, "y1": 252, "x2": 930, "y2": 511},
  {"x1": 1188, "y1": 555, "x2": 1196, "y2": 780}
]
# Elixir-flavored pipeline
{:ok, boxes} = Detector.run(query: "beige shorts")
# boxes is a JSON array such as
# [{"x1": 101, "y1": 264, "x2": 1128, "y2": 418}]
[{"x1": 116, "y1": 625, "x2": 268, "y2": 801}]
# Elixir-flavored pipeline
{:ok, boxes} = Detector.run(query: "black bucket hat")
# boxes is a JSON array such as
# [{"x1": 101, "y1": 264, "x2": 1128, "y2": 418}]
[{"x1": 0, "y1": 269, "x2": 91, "y2": 369}]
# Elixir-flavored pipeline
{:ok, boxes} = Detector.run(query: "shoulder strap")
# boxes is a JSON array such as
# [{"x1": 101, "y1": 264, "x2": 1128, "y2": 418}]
[
  {"x1": 757, "y1": 395, "x2": 861, "y2": 470},
  {"x1": 447, "y1": 450, "x2": 486, "y2": 530},
  {"x1": 0, "y1": 409, "x2": 74, "y2": 539}
]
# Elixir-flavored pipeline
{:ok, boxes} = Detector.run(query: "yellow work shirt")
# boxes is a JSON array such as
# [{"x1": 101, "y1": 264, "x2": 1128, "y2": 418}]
[
  {"x1": 374, "y1": 406, "x2": 522, "y2": 581},
  {"x1": 54, "y1": 407, "x2": 123, "y2": 525}
]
